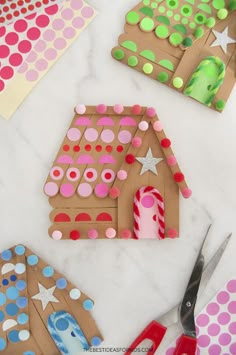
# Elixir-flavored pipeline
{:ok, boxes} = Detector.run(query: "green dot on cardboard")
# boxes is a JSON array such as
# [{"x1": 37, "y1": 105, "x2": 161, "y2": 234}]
[
  {"x1": 128, "y1": 56, "x2": 138, "y2": 67},
  {"x1": 212, "y1": 0, "x2": 225, "y2": 9},
  {"x1": 194, "y1": 27, "x2": 204, "y2": 38},
  {"x1": 173, "y1": 77, "x2": 183, "y2": 88},
  {"x1": 143, "y1": 63, "x2": 154, "y2": 74},
  {"x1": 181, "y1": 4, "x2": 192, "y2": 16},
  {"x1": 215, "y1": 100, "x2": 225, "y2": 110},
  {"x1": 167, "y1": 0, "x2": 179, "y2": 9},
  {"x1": 155, "y1": 25, "x2": 169, "y2": 38},
  {"x1": 126, "y1": 11, "x2": 140, "y2": 25},
  {"x1": 194, "y1": 13, "x2": 206, "y2": 24},
  {"x1": 113, "y1": 49, "x2": 124, "y2": 60},
  {"x1": 140, "y1": 17, "x2": 155, "y2": 31},
  {"x1": 169, "y1": 32, "x2": 183, "y2": 46},
  {"x1": 183, "y1": 37, "x2": 193, "y2": 47},
  {"x1": 206, "y1": 17, "x2": 216, "y2": 28},
  {"x1": 217, "y1": 8, "x2": 228, "y2": 19},
  {"x1": 157, "y1": 72, "x2": 169, "y2": 82},
  {"x1": 229, "y1": 0, "x2": 236, "y2": 10}
]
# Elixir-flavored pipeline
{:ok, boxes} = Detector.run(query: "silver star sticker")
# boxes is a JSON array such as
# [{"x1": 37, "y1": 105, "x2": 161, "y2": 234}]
[
  {"x1": 32, "y1": 283, "x2": 59, "y2": 310},
  {"x1": 211, "y1": 27, "x2": 236, "y2": 54},
  {"x1": 136, "y1": 148, "x2": 163, "y2": 175}
]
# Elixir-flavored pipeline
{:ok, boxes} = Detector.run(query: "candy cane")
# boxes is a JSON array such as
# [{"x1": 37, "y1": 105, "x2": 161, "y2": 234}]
[{"x1": 133, "y1": 186, "x2": 165, "y2": 240}]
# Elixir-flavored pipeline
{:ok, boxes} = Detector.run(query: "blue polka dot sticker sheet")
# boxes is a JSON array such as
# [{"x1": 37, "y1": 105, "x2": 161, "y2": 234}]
[{"x1": 0, "y1": 244, "x2": 103, "y2": 354}]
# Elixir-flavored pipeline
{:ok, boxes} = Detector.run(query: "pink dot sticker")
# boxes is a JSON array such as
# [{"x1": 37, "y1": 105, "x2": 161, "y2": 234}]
[
  {"x1": 227, "y1": 280, "x2": 236, "y2": 293},
  {"x1": 84, "y1": 128, "x2": 98, "y2": 142},
  {"x1": 197, "y1": 335, "x2": 210, "y2": 348},
  {"x1": 35, "y1": 40, "x2": 46, "y2": 52},
  {"x1": 9, "y1": 53, "x2": 23, "y2": 67},
  {"x1": 5, "y1": 32, "x2": 19, "y2": 45},
  {"x1": 18, "y1": 62, "x2": 28, "y2": 74},
  {"x1": 44, "y1": 182, "x2": 59, "y2": 196},
  {"x1": 45, "y1": 4, "x2": 59, "y2": 15},
  {"x1": 63, "y1": 27, "x2": 76, "y2": 39},
  {"x1": 52, "y1": 18, "x2": 64, "y2": 30},
  {"x1": 27, "y1": 27, "x2": 40, "y2": 41},
  {"x1": 229, "y1": 322, "x2": 236, "y2": 334},
  {"x1": 217, "y1": 291, "x2": 230, "y2": 304},
  {"x1": 141, "y1": 195, "x2": 154, "y2": 208},
  {"x1": 0, "y1": 45, "x2": 10, "y2": 58},
  {"x1": 218, "y1": 312, "x2": 231, "y2": 325},
  {"x1": 60, "y1": 183, "x2": 75, "y2": 197},
  {"x1": 118, "y1": 130, "x2": 132, "y2": 144},
  {"x1": 95, "y1": 183, "x2": 109, "y2": 198},
  {"x1": 207, "y1": 323, "x2": 220, "y2": 336},
  {"x1": 44, "y1": 48, "x2": 57, "y2": 61},
  {"x1": 101, "y1": 129, "x2": 114, "y2": 143},
  {"x1": 62, "y1": 8, "x2": 73, "y2": 20},
  {"x1": 71, "y1": 0, "x2": 83, "y2": 10},
  {"x1": 219, "y1": 333, "x2": 231, "y2": 345},
  {"x1": 0, "y1": 27, "x2": 6, "y2": 37},
  {"x1": 25, "y1": 70, "x2": 38, "y2": 82},
  {"x1": 18, "y1": 40, "x2": 32, "y2": 54},
  {"x1": 0, "y1": 80, "x2": 5, "y2": 92},
  {"x1": 43, "y1": 29, "x2": 56, "y2": 42},
  {"x1": 36, "y1": 14, "x2": 50, "y2": 28},
  {"x1": 196, "y1": 314, "x2": 209, "y2": 327},
  {"x1": 228, "y1": 301, "x2": 236, "y2": 314},
  {"x1": 14, "y1": 19, "x2": 28, "y2": 32},
  {"x1": 52, "y1": 230, "x2": 62, "y2": 240},
  {"x1": 77, "y1": 183, "x2": 92, "y2": 197},
  {"x1": 54, "y1": 38, "x2": 66, "y2": 50},
  {"x1": 1, "y1": 66, "x2": 14, "y2": 80},
  {"x1": 72, "y1": 17, "x2": 85, "y2": 29},
  {"x1": 208, "y1": 345, "x2": 221, "y2": 355},
  {"x1": 35, "y1": 59, "x2": 48, "y2": 71},
  {"x1": 206, "y1": 302, "x2": 220, "y2": 316},
  {"x1": 67, "y1": 128, "x2": 81, "y2": 142},
  {"x1": 81, "y1": 6, "x2": 94, "y2": 18},
  {"x1": 26, "y1": 51, "x2": 37, "y2": 63}
]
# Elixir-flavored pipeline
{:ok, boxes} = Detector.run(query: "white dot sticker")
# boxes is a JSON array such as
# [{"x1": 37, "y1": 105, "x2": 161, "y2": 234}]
[
  {"x1": 15, "y1": 263, "x2": 26, "y2": 274},
  {"x1": 19, "y1": 330, "x2": 30, "y2": 341},
  {"x1": 70, "y1": 288, "x2": 81, "y2": 300}
]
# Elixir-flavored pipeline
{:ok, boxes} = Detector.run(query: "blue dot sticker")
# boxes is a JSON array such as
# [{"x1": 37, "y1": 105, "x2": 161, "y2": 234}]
[
  {"x1": 16, "y1": 280, "x2": 26, "y2": 291},
  {"x1": 24, "y1": 352, "x2": 35, "y2": 355},
  {"x1": 56, "y1": 278, "x2": 67, "y2": 289},
  {"x1": 15, "y1": 245, "x2": 26, "y2": 256},
  {"x1": 27, "y1": 255, "x2": 39, "y2": 266},
  {"x1": 43, "y1": 266, "x2": 54, "y2": 278},
  {"x1": 0, "y1": 293, "x2": 6, "y2": 306},
  {"x1": 17, "y1": 313, "x2": 28, "y2": 325},
  {"x1": 83, "y1": 299, "x2": 94, "y2": 311},
  {"x1": 2, "y1": 279, "x2": 9, "y2": 286},
  {"x1": 16, "y1": 297, "x2": 28, "y2": 309},
  {"x1": 8, "y1": 329, "x2": 20, "y2": 343},
  {"x1": 6, "y1": 286, "x2": 19, "y2": 300},
  {"x1": 1, "y1": 250, "x2": 12, "y2": 261},
  {"x1": 0, "y1": 311, "x2": 5, "y2": 322},
  {"x1": 10, "y1": 275, "x2": 17, "y2": 282},
  {"x1": 0, "y1": 338, "x2": 6, "y2": 351},
  {"x1": 55, "y1": 318, "x2": 69, "y2": 331},
  {"x1": 91, "y1": 336, "x2": 102, "y2": 347},
  {"x1": 6, "y1": 303, "x2": 19, "y2": 316}
]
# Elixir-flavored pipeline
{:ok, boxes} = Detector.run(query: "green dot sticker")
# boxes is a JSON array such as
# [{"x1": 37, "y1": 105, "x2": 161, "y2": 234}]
[
  {"x1": 194, "y1": 13, "x2": 206, "y2": 24},
  {"x1": 212, "y1": 0, "x2": 225, "y2": 9},
  {"x1": 140, "y1": 17, "x2": 155, "y2": 32},
  {"x1": 167, "y1": 0, "x2": 179, "y2": 9},
  {"x1": 194, "y1": 27, "x2": 204, "y2": 38},
  {"x1": 143, "y1": 0, "x2": 150, "y2": 4},
  {"x1": 155, "y1": 25, "x2": 169, "y2": 38},
  {"x1": 157, "y1": 72, "x2": 169, "y2": 82},
  {"x1": 169, "y1": 32, "x2": 183, "y2": 46},
  {"x1": 189, "y1": 22, "x2": 196, "y2": 29},
  {"x1": 217, "y1": 8, "x2": 228, "y2": 19},
  {"x1": 143, "y1": 63, "x2": 154, "y2": 74},
  {"x1": 182, "y1": 37, "x2": 193, "y2": 47},
  {"x1": 166, "y1": 10, "x2": 173, "y2": 17},
  {"x1": 174, "y1": 14, "x2": 181, "y2": 21},
  {"x1": 206, "y1": 17, "x2": 216, "y2": 28},
  {"x1": 113, "y1": 49, "x2": 124, "y2": 61},
  {"x1": 181, "y1": 4, "x2": 193, "y2": 16},
  {"x1": 215, "y1": 99, "x2": 226, "y2": 111},
  {"x1": 173, "y1": 77, "x2": 183, "y2": 88},
  {"x1": 158, "y1": 6, "x2": 166, "y2": 13},
  {"x1": 182, "y1": 18, "x2": 189, "y2": 25},
  {"x1": 126, "y1": 11, "x2": 140, "y2": 25},
  {"x1": 128, "y1": 56, "x2": 138, "y2": 67}
]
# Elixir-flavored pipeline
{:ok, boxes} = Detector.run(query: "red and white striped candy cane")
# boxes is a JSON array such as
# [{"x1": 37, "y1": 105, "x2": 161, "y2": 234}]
[{"x1": 133, "y1": 186, "x2": 165, "y2": 240}]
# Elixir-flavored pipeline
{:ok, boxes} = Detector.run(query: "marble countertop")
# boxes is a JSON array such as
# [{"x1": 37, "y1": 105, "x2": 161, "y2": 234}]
[{"x1": 0, "y1": 1, "x2": 236, "y2": 353}]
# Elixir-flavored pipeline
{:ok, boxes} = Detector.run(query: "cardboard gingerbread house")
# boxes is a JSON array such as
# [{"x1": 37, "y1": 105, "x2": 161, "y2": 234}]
[
  {"x1": 111, "y1": 1, "x2": 236, "y2": 112},
  {"x1": 0, "y1": 244, "x2": 102, "y2": 354},
  {"x1": 44, "y1": 104, "x2": 191, "y2": 241}
]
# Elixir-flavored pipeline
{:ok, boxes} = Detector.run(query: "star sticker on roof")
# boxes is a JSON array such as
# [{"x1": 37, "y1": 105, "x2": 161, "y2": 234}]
[
  {"x1": 32, "y1": 282, "x2": 59, "y2": 310},
  {"x1": 136, "y1": 148, "x2": 163, "y2": 175},
  {"x1": 211, "y1": 27, "x2": 236, "y2": 54}
]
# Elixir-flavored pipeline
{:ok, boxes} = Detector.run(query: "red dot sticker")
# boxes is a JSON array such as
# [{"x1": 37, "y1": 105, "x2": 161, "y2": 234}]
[
  {"x1": 0, "y1": 45, "x2": 10, "y2": 58},
  {"x1": 5, "y1": 32, "x2": 19, "y2": 45},
  {"x1": 45, "y1": 4, "x2": 58, "y2": 14},
  {"x1": 0, "y1": 80, "x2": 5, "y2": 92},
  {"x1": 63, "y1": 144, "x2": 70, "y2": 151},
  {"x1": 85, "y1": 144, "x2": 91, "y2": 151},
  {"x1": 117, "y1": 145, "x2": 123, "y2": 152},
  {"x1": 14, "y1": 19, "x2": 28, "y2": 32},
  {"x1": 86, "y1": 171, "x2": 93, "y2": 179},
  {"x1": 10, "y1": 3, "x2": 17, "y2": 9},
  {"x1": 73, "y1": 145, "x2": 80, "y2": 152},
  {"x1": 27, "y1": 27, "x2": 41, "y2": 40},
  {"x1": 106, "y1": 145, "x2": 112, "y2": 152},
  {"x1": 18, "y1": 40, "x2": 32, "y2": 53},
  {"x1": 95, "y1": 145, "x2": 102, "y2": 152},
  {"x1": 1, "y1": 66, "x2": 14, "y2": 80},
  {"x1": 0, "y1": 27, "x2": 6, "y2": 37},
  {"x1": 36, "y1": 14, "x2": 50, "y2": 27},
  {"x1": 105, "y1": 172, "x2": 111, "y2": 180},
  {"x1": 9, "y1": 53, "x2": 23, "y2": 66}
]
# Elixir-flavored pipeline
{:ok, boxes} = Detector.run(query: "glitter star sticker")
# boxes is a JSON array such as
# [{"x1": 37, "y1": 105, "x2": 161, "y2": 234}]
[
  {"x1": 136, "y1": 148, "x2": 163, "y2": 175},
  {"x1": 32, "y1": 283, "x2": 59, "y2": 310},
  {"x1": 211, "y1": 27, "x2": 236, "y2": 54}
]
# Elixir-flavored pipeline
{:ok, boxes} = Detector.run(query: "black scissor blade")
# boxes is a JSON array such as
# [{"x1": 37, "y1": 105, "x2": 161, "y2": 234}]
[{"x1": 179, "y1": 226, "x2": 211, "y2": 338}]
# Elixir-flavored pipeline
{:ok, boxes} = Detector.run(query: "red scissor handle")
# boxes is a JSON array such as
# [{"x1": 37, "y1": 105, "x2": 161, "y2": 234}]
[
  {"x1": 174, "y1": 334, "x2": 197, "y2": 355},
  {"x1": 124, "y1": 320, "x2": 167, "y2": 355}
]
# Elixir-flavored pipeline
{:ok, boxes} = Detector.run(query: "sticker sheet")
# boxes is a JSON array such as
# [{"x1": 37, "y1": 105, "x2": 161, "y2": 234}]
[
  {"x1": 166, "y1": 279, "x2": 236, "y2": 354},
  {"x1": 111, "y1": 1, "x2": 236, "y2": 112},
  {"x1": 0, "y1": 0, "x2": 96, "y2": 119},
  {"x1": 43, "y1": 104, "x2": 192, "y2": 241},
  {"x1": 0, "y1": 244, "x2": 103, "y2": 354}
]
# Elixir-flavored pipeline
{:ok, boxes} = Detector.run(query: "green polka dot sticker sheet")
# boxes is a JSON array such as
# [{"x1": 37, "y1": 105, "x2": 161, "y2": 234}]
[
  {"x1": 166, "y1": 279, "x2": 236, "y2": 354},
  {"x1": 112, "y1": 0, "x2": 236, "y2": 112},
  {"x1": 0, "y1": 0, "x2": 96, "y2": 120},
  {"x1": 0, "y1": 244, "x2": 103, "y2": 354}
]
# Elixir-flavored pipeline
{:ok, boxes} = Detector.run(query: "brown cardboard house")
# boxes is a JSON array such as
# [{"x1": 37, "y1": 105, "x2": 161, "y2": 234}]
[
  {"x1": 111, "y1": 1, "x2": 236, "y2": 112},
  {"x1": 44, "y1": 104, "x2": 191, "y2": 241},
  {"x1": 0, "y1": 244, "x2": 102, "y2": 354}
]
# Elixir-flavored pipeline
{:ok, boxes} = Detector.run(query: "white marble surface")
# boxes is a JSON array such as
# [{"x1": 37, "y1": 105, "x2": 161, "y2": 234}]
[{"x1": 0, "y1": 1, "x2": 236, "y2": 353}]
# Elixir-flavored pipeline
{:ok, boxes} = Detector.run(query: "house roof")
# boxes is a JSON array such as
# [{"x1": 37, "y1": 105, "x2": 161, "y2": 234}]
[
  {"x1": 44, "y1": 104, "x2": 191, "y2": 201},
  {"x1": 0, "y1": 244, "x2": 103, "y2": 352}
]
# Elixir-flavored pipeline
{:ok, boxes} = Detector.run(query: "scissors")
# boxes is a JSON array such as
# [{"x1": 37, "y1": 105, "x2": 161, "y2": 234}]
[{"x1": 125, "y1": 225, "x2": 231, "y2": 355}]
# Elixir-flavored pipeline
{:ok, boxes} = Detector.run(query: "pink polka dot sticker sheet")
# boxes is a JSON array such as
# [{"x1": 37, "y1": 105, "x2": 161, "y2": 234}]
[
  {"x1": 0, "y1": 0, "x2": 96, "y2": 119},
  {"x1": 0, "y1": 0, "x2": 57, "y2": 26},
  {"x1": 166, "y1": 279, "x2": 236, "y2": 355}
]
